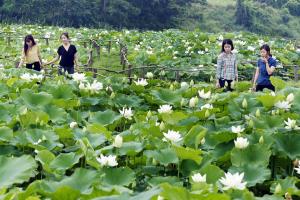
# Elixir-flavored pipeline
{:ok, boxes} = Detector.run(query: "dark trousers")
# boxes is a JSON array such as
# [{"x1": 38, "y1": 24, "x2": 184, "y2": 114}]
[
  {"x1": 219, "y1": 79, "x2": 233, "y2": 91},
  {"x1": 256, "y1": 84, "x2": 275, "y2": 92},
  {"x1": 59, "y1": 65, "x2": 75, "y2": 75},
  {"x1": 26, "y1": 62, "x2": 41, "y2": 71}
]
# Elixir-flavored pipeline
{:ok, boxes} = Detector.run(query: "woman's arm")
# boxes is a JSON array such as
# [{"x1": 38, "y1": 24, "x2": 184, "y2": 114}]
[
  {"x1": 264, "y1": 58, "x2": 275, "y2": 75},
  {"x1": 216, "y1": 55, "x2": 222, "y2": 87},
  {"x1": 235, "y1": 60, "x2": 238, "y2": 81},
  {"x1": 74, "y1": 53, "x2": 79, "y2": 72},
  {"x1": 18, "y1": 50, "x2": 25, "y2": 68},
  {"x1": 45, "y1": 54, "x2": 60, "y2": 66},
  {"x1": 37, "y1": 46, "x2": 43, "y2": 66}
]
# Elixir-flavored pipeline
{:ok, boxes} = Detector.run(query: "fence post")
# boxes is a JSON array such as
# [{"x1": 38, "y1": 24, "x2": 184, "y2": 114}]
[
  {"x1": 45, "y1": 38, "x2": 49, "y2": 46},
  {"x1": 7, "y1": 36, "x2": 11, "y2": 46},
  {"x1": 88, "y1": 50, "x2": 93, "y2": 67},
  {"x1": 141, "y1": 67, "x2": 146, "y2": 78},
  {"x1": 175, "y1": 70, "x2": 180, "y2": 82},
  {"x1": 108, "y1": 40, "x2": 112, "y2": 54},
  {"x1": 93, "y1": 68, "x2": 97, "y2": 78},
  {"x1": 128, "y1": 64, "x2": 132, "y2": 84},
  {"x1": 294, "y1": 65, "x2": 299, "y2": 81},
  {"x1": 120, "y1": 43, "x2": 123, "y2": 65}
]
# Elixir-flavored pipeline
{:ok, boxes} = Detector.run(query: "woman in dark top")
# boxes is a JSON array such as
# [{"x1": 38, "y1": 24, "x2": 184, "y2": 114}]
[
  {"x1": 252, "y1": 44, "x2": 276, "y2": 92},
  {"x1": 45, "y1": 32, "x2": 78, "y2": 74}
]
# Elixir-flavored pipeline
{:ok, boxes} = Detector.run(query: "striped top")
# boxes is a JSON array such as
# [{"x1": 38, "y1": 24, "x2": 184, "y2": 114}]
[{"x1": 216, "y1": 52, "x2": 237, "y2": 80}]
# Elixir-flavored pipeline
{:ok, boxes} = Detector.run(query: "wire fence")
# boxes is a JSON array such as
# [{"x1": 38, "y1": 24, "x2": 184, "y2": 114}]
[{"x1": 0, "y1": 32, "x2": 299, "y2": 83}]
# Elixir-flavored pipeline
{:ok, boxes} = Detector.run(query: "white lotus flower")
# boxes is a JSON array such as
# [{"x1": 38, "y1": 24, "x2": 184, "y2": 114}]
[
  {"x1": 79, "y1": 82, "x2": 85, "y2": 90},
  {"x1": 219, "y1": 172, "x2": 247, "y2": 190},
  {"x1": 286, "y1": 93, "x2": 294, "y2": 103},
  {"x1": 270, "y1": 91, "x2": 276, "y2": 96},
  {"x1": 157, "y1": 196, "x2": 164, "y2": 200},
  {"x1": 191, "y1": 173, "x2": 206, "y2": 183},
  {"x1": 20, "y1": 73, "x2": 43, "y2": 82},
  {"x1": 201, "y1": 104, "x2": 213, "y2": 110},
  {"x1": 20, "y1": 73, "x2": 32, "y2": 81},
  {"x1": 247, "y1": 46, "x2": 255, "y2": 51},
  {"x1": 134, "y1": 78, "x2": 148, "y2": 86},
  {"x1": 180, "y1": 82, "x2": 189, "y2": 90},
  {"x1": 158, "y1": 105, "x2": 173, "y2": 114},
  {"x1": 31, "y1": 74, "x2": 43, "y2": 81},
  {"x1": 44, "y1": 32, "x2": 51, "y2": 39},
  {"x1": 232, "y1": 49, "x2": 239, "y2": 54},
  {"x1": 33, "y1": 139, "x2": 42, "y2": 145},
  {"x1": 72, "y1": 73, "x2": 86, "y2": 82},
  {"x1": 242, "y1": 98, "x2": 248, "y2": 109},
  {"x1": 113, "y1": 135, "x2": 123, "y2": 148},
  {"x1": 295, "y1": 163, "x2": 300, "y2": 175},
  {"x1": 146, "y1": 72, "x2": 154, "y2": 79},
  {"x1": 70, "y1": 121, "x2": 78, "y2": 129},
  {"x1": 231, "y1": 125, "x2": 245, "y2": 134},
  {"x1": 234, "y1": 137, "x2": 249, "y2": 149},
  {"x1": 96, "y1": 154, "x2": 118, "y2": 167},
  {"x1": 275, "y1": 101, "x2": 291, "y2": 110},
  {"x1": 284, "y1": 118, "x2": 300, "y2": 130},
  {"x1": 119, "y1": 107, "x2": 133, "y2": 120},
  {"x1": 146, "y1": 50, "x2": 153, "y2": 55},
  {"x1": 163, "y1": 130, "x2": 182, "y2": 143},
  {"x1": 198, "y1": 89, "x2": 211, "y2": 99},
  {"x1": 87, "y1": 80, "x2": 103, "y2": 94},
  {"x1": 189, "y1": 97, "x2": 199, "y2": 108}
]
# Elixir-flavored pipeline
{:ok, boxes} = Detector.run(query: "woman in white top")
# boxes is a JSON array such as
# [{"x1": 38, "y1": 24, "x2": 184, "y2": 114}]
[{"x1": 18, "y1": 35, "x2": 43, "y2": 71}]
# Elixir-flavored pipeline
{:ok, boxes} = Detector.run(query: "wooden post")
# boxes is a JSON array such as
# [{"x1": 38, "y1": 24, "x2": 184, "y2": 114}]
[
  {"x1": 88, "y1": 50, "x2": 93, "y2": 67},
  {"x1": 45, "y1": 38, "x2": 49, "y2": 46},
  {"x1": 120, "y1": 43, "x2": 123, "y2": 65},
  {"x1": 108, "y1": 40, "x2": 112, "y2": 54},
  {"x1": 294, "y1": 65, "x2": 299, "y2": 81},
  {"x1": 175, "y1": 70, "x2": 180, "y2": 82},
  {"x1": 7, "y1": 36, "x2": 11, "y2": 46},
  {"x1": 93, "y1": 68, "x2": 97, "y2": 78},
  {"x1": 128, "y1": 64, "x2": 132, "y2": 84},
  {"x1": 141, "y1": 67, "x2": 146, "y2": 78}
]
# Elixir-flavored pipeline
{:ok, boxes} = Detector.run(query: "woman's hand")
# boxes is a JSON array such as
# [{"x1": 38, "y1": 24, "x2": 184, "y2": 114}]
[
  {"x1": 262, "y1": 57, "x2": 268, "y2": 63},
  {"x1": 252, "y1": 84, "x2": 256, "y2": 92},
  {"x1": 215, "y1": 80, "x2": 220, "y2": 88}
]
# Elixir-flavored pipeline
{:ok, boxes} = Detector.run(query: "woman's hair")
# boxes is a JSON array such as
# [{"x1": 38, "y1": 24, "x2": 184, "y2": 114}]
[
  {"x1": 23, "y1": 35, "x2": 36, "y2": 56},
  {"x1": 60, "y1": 32, "x2": 70, "y2": 40},
  {"x1": 260, "y1": 44, "x2": 272, "y2": 57},
  {"x1": 221, "y1": 39, "x2": 234, "y2": 52}
]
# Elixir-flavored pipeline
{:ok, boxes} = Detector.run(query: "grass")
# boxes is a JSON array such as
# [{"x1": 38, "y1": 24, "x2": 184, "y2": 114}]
[{"x1": 90, "y1": 49, "x2": 125, "y2": 77}]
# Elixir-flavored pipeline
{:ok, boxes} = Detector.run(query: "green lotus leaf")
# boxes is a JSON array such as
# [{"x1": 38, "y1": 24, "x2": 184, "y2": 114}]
[
  {"x1": 118, "y1": 142, "x2": 143, "y2": 156},
  {"x1": 173, "y1": 145, "x2": 202, "y2": 164},
  {"x1": 229, "y1": 165, "x2": 271, "y2": 187},
  {"x1": 274, "y1": 133, "x2": 300, "y2": 159},
  {"x1": 0, "y1": 155, "x2": 37, "y2": 188},
  {"x1": 102, "y1": 167, "x2": 135, "y2": 186},
  {"x1": 89, "y1": 110, "x2": 121, "y2": 126},
  {"x1": 231, "y1": 144, "x2": 271, "y2": 167},
  {"x1": 0, "y1": 126, "x2": 13, "y2": 142},
  {"x1": 151, "y1": 88, "x2": 182, "y2": 106},
  {"x1": 21, "y1": 89, "x2": 53, "y2": 108},
  {"x1": 144, "y1": 148, "x2": 179, "y2": 166}
]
